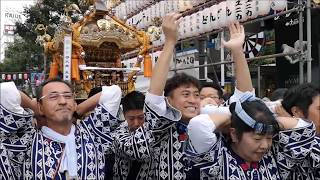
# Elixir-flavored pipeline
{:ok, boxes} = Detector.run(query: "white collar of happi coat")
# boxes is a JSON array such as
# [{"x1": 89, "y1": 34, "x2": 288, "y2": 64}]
[{"x1": 41, "y1": 125, "x2": 78, "y2": 179}]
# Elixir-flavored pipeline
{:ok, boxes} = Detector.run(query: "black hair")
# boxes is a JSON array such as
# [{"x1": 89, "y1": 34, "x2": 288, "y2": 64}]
[
  {"x1": 270, "y1": 88, "x2": 288, "y2": 101},
  {"x1": 164, "y1": 73, "x2": 200, "y2": 97},
  {"x1": 121, "y1": 91, "x2": 145, "y2": 113},
  {"x1": 200, "y1": 81, "x2": 223, "y2": 98},
  {"x1": 229, "y1": 100, "x2": 279, "y2": 140},
  {"x1": 36, "y1": 78, "x2": 73, "y2": 101},
  {"x1": 88, "y1": 87, "x2": 102, "y2": 98},
  {"x1": 282, "y1": 83, "x2": 319, "y2": 117}
]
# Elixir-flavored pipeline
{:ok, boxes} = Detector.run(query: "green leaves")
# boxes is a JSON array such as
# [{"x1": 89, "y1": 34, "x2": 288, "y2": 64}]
[{"x1": 1, "y1": 0, "x2": 80, "y2": 73}]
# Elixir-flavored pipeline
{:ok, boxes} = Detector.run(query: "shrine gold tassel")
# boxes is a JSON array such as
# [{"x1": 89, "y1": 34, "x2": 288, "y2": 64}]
[
  {"x1": 72, "y1": 55, "x2": 80, "y2": 81},
  {"x1": 49, "y1": 62, "x2": 59, "y2": 79},
  {"x1": 143, "y1": 54, "x2": 152, "y2": 77}
]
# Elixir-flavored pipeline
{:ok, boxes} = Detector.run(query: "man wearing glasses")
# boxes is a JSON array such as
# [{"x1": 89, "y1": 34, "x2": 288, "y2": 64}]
[{"x1": 0, "y1": 78, "x2": 122, "y2": 179}]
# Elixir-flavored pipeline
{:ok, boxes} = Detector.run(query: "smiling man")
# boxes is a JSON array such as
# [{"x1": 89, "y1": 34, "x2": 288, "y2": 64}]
[{"x1": 0, "y1": 78, "x2": 122, "y2": 179}]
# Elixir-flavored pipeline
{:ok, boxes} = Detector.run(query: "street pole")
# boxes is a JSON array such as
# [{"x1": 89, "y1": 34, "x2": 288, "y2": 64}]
[
  {"x1": 306, "y1": 0, "x2": 312, "y2": 82},
  {"x1": 298, "y1": 0, "x2": 304, "y2": 84}
]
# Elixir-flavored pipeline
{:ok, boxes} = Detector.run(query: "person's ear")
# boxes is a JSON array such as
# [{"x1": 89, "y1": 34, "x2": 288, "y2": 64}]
[
  {"x1": 291, "y1": 106, "x2": 305, "y2": 118},
  {"x1": 38, "y1": 102, "x2": 44, "y2": 116},
  {"x1": 167, "y1": 95, "x2": 173, "y2": 105},
  {"x1": 229, "y1": 128, "x2": 239, "y2": 143},
  {"x1": 73, "y1": 101, "x2": 77, "y2": 111}
]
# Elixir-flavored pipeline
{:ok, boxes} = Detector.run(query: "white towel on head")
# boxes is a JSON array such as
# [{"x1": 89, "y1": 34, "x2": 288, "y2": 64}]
[{"x1": 42, "y1": 125, "x2": 78, "y2": 179}]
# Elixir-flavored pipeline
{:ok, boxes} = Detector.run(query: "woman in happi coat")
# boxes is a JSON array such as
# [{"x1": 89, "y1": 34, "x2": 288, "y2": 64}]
[{"x1": 185, "y1": 91, "x2": 316, "y2": 180}]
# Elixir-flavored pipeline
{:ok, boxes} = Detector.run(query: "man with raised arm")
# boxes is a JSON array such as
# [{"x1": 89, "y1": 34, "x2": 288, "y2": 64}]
[{"x1": 114, "y1": 13, "x2": 254, "y2": 179}]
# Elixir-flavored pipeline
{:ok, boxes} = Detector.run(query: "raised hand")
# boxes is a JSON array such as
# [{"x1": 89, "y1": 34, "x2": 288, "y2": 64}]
[
  {"x1": 222, "y1": 22, "x2": 245, "y2": 51},
  {"x1": 162, "y1": 12, "x2": 182, "y2": 44},
  {"x1": 148, "y1": 12, "x2": 181, "y2": 95}
]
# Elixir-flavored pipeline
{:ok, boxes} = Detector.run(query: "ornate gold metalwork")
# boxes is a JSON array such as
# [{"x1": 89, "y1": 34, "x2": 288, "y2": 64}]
[{"x1": 39, "y1": 1, "x2": 151, "y2": 98}]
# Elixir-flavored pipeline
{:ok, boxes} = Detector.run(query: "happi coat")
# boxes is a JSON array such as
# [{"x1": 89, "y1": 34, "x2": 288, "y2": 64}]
[
  {"x1": 0, "y1": 82, "x2": 121, "y2": 180},
  {"x1": 184, "y1": 116, "x2": 316, "y2": 180}
]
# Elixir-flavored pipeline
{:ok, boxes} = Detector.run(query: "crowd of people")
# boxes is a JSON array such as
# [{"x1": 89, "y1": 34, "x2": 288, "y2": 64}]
[{"x1": 0, "y1": 13, "x2": 319, "y2": 180}]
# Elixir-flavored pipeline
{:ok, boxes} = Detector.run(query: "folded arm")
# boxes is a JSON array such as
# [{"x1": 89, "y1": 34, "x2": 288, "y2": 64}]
[{"x1": 188, "y1": 114, "x2": 230, "y2": 154}]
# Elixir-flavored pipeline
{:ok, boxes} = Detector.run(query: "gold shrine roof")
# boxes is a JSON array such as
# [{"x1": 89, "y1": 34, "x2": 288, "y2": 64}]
[{"x1": 79, "y1": 17, "x2": 141, "y2": 52}]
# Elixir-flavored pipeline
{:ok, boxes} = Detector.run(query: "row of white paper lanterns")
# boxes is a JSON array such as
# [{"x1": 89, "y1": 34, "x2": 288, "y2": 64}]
[
  {"x1": 114, "y1": 0, "x2": 206, "y2": 29},
  {"x1": 118, "y1": 0, "x2": 287, "y2": 31},
  {"x1": 150, "y1": 0, "x2": 287, "y2": 47}
]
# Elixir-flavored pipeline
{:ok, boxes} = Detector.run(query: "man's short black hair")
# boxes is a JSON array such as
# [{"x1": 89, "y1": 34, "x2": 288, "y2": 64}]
[
  {"x1": 270, "y1": 88, "x2": 288, "y2": 101},
  {"x1": 282, "y1": 83, "x2": 319, "y2": 117},
  {"x1": 36, "y1": 78, "x2": 73, "y2": 101},
  {"x1": 88, "y1": 87, "x2": 102, "y2": 98},
  {"x1": 200, "y1": 82, "x2": 223, "y2": 98},
  {"x1": 121, "y1": 91, "x2": 145, "y2": 113},
  {"x1": 164, "y1": 73, "x2": 200, "y2": 97}
]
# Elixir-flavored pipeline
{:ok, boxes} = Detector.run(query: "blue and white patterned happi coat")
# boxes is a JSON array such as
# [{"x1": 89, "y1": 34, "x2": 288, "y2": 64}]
[
  {"x1": 286, "y1": 135, "x2": 320, "y2": 180},
  {"x1": 184, "y1": 123, "x2": 316, "y2": 180},
  {"x1": 112, "y1": 97, "x2": 190, "y2": 180},
  {"x1": 0, "y1": 103, "x2": 120, "y2": 180}
]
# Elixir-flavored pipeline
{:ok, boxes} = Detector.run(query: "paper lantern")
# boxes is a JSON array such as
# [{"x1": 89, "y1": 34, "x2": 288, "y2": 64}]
[
  {"x1": 12, "y1": 74, "x2": 16, "y2": 80},
  {"x1": 178, "y1": 0, "x2": 193, "y2": 12},
  {"x1": 202, "y1": 7, "x2": 211, "y2": 33},
  {"x1": 150, "y1": 4, "x2": 156, "y2": 22},
  {"x1": 1, "y1": 74, "x2": 5, "y2": 80},
  {"x1": 144, "y1": 54, "x2": 152, "y2": 77},
  {"x1": 154, "y1": 2, "x2": 161, "y2": 18},
  {"x1": 257, "y1": 0, "x2": 271, "y2": 15},
  {"x1": 271, "y1": 0, "x2": 287, "y2": 11},
  {"x1": 127, "y1": 1, "x2": 133, "y2": 14},
  {"x1": 209, "y1": 5, "x2": 219, "y2": 30},
  {"x1": 18, "y1": 73, "x2": 22, "y2": 79},
  {"x1": 195, "y1": 11, "x2": 202, "y2": 35},
  {"x1": 189, "y1": 14, "x2": 197, "y2": 37},
  {"x1": 192, "y1": 0, "x2": 201, "y2": 6},
  {"x1": 159, "y1": 1, "x2": 166, "y2": 17},
  {"x1": 135, "y1": 13, "x2": 141, "y2": 29},
  {"x1": 233, "y1": 0, "x2": 247, "y2": 22},
  {"x1": 181, "y1": 16, "x2": 189, "y2": 38},
  {"x1": 171, "y1": 0, "x2": 179, "y2": 11},
  {"x1": 132, "y1": 1, "x2": 137, "y2": 13},
  {"x1": 217, "y1": 2, "x2": 227, "y2": 28},
  {"x1": 198, "y1": 9, "x2": 206, "y2": 34},
  {"x1": 145, "y1": 8, "x2": 151, "y2": 26},
  {"x1": 226, "y1": 0, "x2": 237, "y2": 24},
  {"x1": 245, "y1": 0, "x2": 258, "y2": 20}
]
